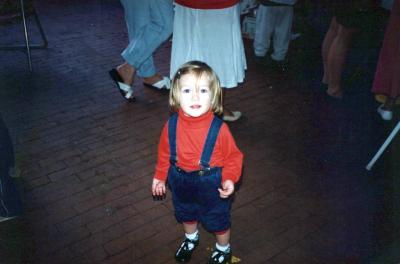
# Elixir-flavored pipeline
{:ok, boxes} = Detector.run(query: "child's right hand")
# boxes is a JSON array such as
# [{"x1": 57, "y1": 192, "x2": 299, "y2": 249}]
[{"x1": 152, "y1": 178, "x2": 166, "y2": 197}]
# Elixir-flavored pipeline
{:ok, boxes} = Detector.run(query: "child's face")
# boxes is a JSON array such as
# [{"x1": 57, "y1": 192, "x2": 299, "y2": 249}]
[{"x1": 179, "y1": 73, "x2": 211, "y2": 118}]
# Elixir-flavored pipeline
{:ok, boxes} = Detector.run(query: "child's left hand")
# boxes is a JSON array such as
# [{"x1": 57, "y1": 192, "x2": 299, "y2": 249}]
[{"x1": 218, "y1": 180, "x2": 235, "y2": 198}]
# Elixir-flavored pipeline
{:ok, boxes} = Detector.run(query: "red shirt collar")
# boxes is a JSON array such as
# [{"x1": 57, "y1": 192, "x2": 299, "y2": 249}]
[{"x1": 178, "y1": 109, "x2": 214, "y2": 129}]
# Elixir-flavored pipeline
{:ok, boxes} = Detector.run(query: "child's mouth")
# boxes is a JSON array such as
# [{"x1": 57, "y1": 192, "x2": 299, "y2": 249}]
[{"x1": 190, "y1": 105, "x2": 201, "y2": 109}]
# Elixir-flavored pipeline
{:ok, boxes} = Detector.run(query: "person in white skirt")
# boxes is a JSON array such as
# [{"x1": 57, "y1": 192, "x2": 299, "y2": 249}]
[
  {"x1": 170, "y1": 0, "x2": 247, "y2": 122},
  {"x1": 253, "y1": 0, "x2": 297, "y2": 71}
]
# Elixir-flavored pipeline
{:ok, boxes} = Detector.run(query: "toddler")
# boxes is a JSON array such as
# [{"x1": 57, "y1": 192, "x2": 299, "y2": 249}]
[{"x1": 152, "y1": 61, "x2": 243, "y2": 264}]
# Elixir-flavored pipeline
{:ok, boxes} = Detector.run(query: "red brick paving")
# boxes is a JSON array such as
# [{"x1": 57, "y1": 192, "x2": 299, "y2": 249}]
[{"x1": 1, "y1": 1, "x2": 398, "y2": 263}]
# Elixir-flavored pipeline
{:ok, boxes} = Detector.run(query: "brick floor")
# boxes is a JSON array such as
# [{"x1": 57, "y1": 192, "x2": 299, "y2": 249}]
[{"x1": 1, "y1": 1, "x2": 399, "y2": 264}]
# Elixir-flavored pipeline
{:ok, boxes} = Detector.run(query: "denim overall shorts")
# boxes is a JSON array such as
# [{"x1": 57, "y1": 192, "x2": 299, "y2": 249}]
[{"x1": 167, "y1": 114, "x2": 231, "y2": 233}]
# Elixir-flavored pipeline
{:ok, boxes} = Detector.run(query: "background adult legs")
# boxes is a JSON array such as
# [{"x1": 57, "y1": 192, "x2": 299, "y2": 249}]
[
  {"x1": 270, "y1": 6, "x2": 293, "y2": 62},
  {"x1": 321, "y1": 17, "x2": 339, "y2": 85},
  {"x1": 325, "y1": 24, "x2": 357, "y2": 98},
  {"x1": 253, "y1": 5, "x2": 274, "y2": 57},
  {"x1": 118, "y1": 0, "x2": 173, "y2": 85}
]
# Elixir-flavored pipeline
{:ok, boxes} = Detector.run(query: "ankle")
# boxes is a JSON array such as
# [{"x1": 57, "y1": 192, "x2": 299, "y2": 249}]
[
  {"x1": 223, "y1": 109, "x2": 233, "y2": 116},
  {"x1": 215, "y1": 243, "x2": 230, "y2": 253},
  {"x1": 327, "y1": 84, "x2": 341, "y2": 92},
  {"x1": 382, "y1": 105, "x2": 393, "y2": 111},
  {"x1": 326, "y1": 85, "x2": 343, "y2": 98},
  {"x1": 117, "y1": 63, "x2": 135, "y2": 85},
  {"x1": 384, "y1": 98, "x2": 396, "y2": 110},
  {"x1": 185, "y1": 230, "x2": 199, "y2": 241},
  {"x1": 143, "y1": 74, "x2": 163, "y2": 84}
]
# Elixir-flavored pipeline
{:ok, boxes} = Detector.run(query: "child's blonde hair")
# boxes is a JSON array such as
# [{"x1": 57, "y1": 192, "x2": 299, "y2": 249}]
[{"x1": 169, "y1": 61, "x2": 223, "y2": 115}]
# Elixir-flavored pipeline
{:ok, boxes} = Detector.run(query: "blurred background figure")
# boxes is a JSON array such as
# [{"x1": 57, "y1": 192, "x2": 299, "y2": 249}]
[
  {"x1": 372, "y1": 0, "x2": 399, "y2": 121},
  {"x1": 253, "y1": 0, "x2": 298, "y2": 72},
  {"x1": 321, "y1": 0, "x2": 380, "y2": 98},
  {"x1": 0, "y1": 113, "x2": 22, "y2": 222},
  {"x1": 109, "y1": 0, "x2": 173, "y2": 101}
]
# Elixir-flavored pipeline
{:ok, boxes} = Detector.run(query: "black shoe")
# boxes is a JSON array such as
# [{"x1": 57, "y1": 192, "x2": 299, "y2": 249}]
[
  {"x1": 108, "y1": 69, "x2": 135, "y2": 102},
  {"x1": 207, "y1": 248, "x2": 232, "y2": 264},
  {"x1": 175, "y1": 237, "x2": 199, "y2": 262},
  {"x1": 273, "y1": 60, "x2": 289, "y2": 73},
  {"x1": 254, "y1": 55, "x2": 273, "y2": 67}
]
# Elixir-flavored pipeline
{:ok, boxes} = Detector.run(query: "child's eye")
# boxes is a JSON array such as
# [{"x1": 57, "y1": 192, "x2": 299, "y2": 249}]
[
  {"x1": 200, "y1": 88, "x2": 209, "y2": 94},
  {"x1": 182, "y1": 88, "x2": 191, "y2": 94}
]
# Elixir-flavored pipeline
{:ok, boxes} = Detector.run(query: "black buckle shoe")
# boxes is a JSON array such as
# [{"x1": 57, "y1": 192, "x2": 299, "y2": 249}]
[
  {"x1": 175, "y1": 238, "x2": 199, "y2": 262},
  {"x1": 207, "y1": 248, "x2": 232, "y2": 264}
]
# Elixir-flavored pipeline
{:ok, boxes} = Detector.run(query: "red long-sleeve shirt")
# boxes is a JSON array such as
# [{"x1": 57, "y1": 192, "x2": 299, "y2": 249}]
[
  {"x1": 175, "y1": 0, "x2": 239, "y2": 9},
  {"x1": 154, "y1": 110, "x2": 243, "y2": 183}
]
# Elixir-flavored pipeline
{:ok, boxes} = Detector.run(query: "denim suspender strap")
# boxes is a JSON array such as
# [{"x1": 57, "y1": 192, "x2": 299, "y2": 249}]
[
  {"x1": 199, "y1": 116, "x2": 223, "y2": 170},
  {"x1": 168, "y1": 113, "x2": 178, "y2": 165}
]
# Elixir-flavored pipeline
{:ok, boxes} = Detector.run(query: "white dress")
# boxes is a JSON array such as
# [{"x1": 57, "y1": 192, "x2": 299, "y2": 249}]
[{"x1": 170, "y1": 3, "x2": 247, "y2": 89}]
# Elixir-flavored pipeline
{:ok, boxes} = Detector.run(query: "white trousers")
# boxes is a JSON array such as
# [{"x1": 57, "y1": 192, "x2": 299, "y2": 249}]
[{"x1": 253, "y1": 5, "x2": 293, "y2": 61}]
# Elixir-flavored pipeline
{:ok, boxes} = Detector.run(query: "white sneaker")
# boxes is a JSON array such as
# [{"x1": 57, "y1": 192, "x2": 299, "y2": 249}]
[{"x1": 377, "y1": 105, "x2": 393, "y2": 121}]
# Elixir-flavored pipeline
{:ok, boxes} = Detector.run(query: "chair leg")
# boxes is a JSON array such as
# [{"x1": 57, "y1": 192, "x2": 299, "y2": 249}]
[
  {"x1": 33, "y1": 7, "x2": 48, "y2": 49},
  {"x1": 366, "y1": 120, "x2": 400, "y2": 170},
  {"x1": 20, "y1": 0, "x2": 33, "y2": 71},
  {"x1": 0, "y1": 0, "x2": 48, "y2": 72}
]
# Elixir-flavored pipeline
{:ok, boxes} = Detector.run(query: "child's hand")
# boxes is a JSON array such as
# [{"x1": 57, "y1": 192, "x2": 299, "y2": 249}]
[
  {"x1": 152, "y1": 178, "x2": 166, "y2": 199},
  {"x1": 218, "y1": 180, "x2": 235, "y2": 198}
]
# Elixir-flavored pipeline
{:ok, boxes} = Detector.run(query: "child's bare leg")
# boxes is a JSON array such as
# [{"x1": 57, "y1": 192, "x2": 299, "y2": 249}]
[
  {"x1": 183, "y1": 222, "x2": 198, "y2": 235},
  {"x1": 175, "y1": 222, "x2": 199, "y2": 262},
  {"x1": 208, "y1": 229, "x2": 232, "y2": 263},
  {"x1": 216, "y1": 229, "x2": 230, "y2": 247}
]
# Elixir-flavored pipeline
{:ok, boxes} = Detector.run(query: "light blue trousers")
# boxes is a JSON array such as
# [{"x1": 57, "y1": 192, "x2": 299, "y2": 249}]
[
  {"x1": 120, "y1": 0, "x2": 173, "y2": 77},
  {"x1": 253, "y1": 5, "x2": 293, "y2": 61}
]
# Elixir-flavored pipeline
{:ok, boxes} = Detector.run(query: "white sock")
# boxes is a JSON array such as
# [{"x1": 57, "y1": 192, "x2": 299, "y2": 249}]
[
  {"x1": 215, "y1": 243, "x2": 230, "y2": 253},
  {"x1": 185, "y1": 230, "x2": 199, "y2": 241}
]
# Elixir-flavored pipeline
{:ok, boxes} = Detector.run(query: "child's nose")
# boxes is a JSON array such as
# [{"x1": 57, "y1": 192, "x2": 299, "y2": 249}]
[{"x1": 191, "y1": 90, "x2": 200, "y2": 100}]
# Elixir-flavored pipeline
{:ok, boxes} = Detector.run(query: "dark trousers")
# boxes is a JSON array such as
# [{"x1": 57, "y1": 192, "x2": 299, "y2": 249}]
[
  {"x1": 0, "y1": 114, "x2": 22, "y2": 217},
  {"x1": 168, "y1": 165, "x2": 231, "y2": 233}
]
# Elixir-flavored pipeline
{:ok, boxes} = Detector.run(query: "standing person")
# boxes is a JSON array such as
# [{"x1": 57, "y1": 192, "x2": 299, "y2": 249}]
[
  {"x1": 321, "y1": 1, "x2": 379, "y2": 98},
  {"x1": 109, "y1": 0, "x2": 173, "y2": 102},
  {"x1": 170, "y1": 0, "x2": 246, "y2": 122},
  {"x1": 373, "y1": 0, "x2": 399, "y2": 121},
  {"x1": 253, "y1": 0, "x2": 297, "y2": 72},
  {"x1": 152, "y1": 61, "x2": 243, "y2": 264}
]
